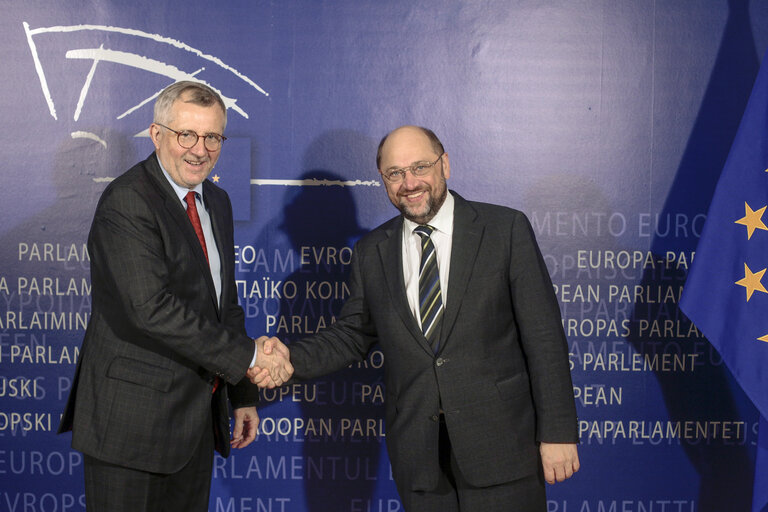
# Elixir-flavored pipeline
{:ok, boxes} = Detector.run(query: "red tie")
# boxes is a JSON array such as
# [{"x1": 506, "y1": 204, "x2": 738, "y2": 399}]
[
  {"x1": 184, "y1": 191, "x2": 219, "y2": 393},
  {"x1": 185, "y1": 191, "x2": 209, "y2": 264}
]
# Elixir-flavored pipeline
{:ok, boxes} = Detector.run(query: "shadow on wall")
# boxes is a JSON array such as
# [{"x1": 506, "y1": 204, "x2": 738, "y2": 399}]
[
  {"x1": 280, "y1": 167, "x2": 384, "y2": 510},
  {"x1": 286, "y1": 129, "x2": 384, "y2": 510},
  {"x1": 0, "y1": 129, "x2": 138, "y2": 494},
  {"x1": 233, "y1": 129, "x2": 392, "y2": 509},
  {"x1": 0, "y1": 129, "x2": 136, "y2": 315}
]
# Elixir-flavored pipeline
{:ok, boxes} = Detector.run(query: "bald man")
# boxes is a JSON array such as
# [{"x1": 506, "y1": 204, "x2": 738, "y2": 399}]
[{"x1": 257, "y1": 125, "x2": 579, "y2": 512}]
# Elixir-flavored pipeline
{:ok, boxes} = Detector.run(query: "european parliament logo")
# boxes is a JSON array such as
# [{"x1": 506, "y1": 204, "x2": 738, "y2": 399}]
[
  {"x1": 22, "y1": 22, "x2": 379, "y2": 221},
  {"x1": 23, "y1": 22, "x2": 269, "y2": 124},
  {"x1": 22, "y1": 22, "x2": 269, "y2": 219}
]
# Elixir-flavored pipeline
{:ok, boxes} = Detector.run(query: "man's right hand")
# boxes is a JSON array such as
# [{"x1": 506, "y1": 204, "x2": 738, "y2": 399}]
[{"x1": 247, "y1": 336, "x2": 293, "y2": 388}]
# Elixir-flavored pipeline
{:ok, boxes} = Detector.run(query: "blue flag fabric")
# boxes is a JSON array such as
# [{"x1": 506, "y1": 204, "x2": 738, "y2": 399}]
[{"x1": 680, "y1": 51, "x2": 768, "y2": 512}]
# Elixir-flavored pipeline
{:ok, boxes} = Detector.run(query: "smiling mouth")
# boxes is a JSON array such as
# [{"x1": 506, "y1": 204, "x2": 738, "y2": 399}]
[{"x1": 402, "y1": 190, "x2": 426, "y2": 201}]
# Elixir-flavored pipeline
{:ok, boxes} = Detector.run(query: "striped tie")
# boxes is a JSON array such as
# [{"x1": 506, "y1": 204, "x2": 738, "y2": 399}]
[{"x1": 414, "y1": 225, "x2": 444, "y2": 352}]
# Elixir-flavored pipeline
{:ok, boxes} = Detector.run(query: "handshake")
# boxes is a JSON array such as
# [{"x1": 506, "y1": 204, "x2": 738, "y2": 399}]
[{"x1": 247, "y1": 336, "x2": 293, "y2": 388}]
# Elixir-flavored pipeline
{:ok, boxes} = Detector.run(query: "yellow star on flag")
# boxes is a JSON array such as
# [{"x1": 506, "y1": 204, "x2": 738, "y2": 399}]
[
  {"x1": 735, "y1": 263, "x2": 768, "y2": 301},
  {"x1": 212, "y1": 174, "x2": 221, "y2": 183},
  {"x1": 734, "y1": 202, "x2": 768, "y2": 240},
  {"x1": 759, "y1": 334, "x2": 768, "y2": 342}
]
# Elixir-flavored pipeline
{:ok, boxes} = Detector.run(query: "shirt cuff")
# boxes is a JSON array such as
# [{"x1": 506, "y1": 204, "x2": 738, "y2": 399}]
[{"x1": 249, "y1": 343, "x2": 258, "y2": 368}]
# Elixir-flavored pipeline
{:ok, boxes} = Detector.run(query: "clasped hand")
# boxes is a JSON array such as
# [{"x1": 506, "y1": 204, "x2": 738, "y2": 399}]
[{"x1": 247, "y1": 336, "x2": 292, "y2": 388}]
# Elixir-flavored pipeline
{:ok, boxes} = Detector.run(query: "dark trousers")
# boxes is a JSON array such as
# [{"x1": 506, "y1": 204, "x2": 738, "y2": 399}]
[
  {"x1": 83, "y1": 418, "x2": 214, "y2": 512},
  {"x1": 400, "y1": 417, "x2": 547, "y2": 512}
]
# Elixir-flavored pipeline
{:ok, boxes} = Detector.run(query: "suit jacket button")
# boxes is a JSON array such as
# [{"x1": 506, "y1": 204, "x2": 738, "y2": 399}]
[
  {"x1": 435, "y1": 357, "x2": 445, "y2": 367},
  {"x1": 431, "y1": 415, "x2": 439, "y2": 422}
]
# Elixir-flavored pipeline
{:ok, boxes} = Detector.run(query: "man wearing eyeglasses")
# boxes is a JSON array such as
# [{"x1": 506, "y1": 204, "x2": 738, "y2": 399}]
[
  {"x1": 58, "y1": 81, "x2": 292, "y2": 512},
  {"x1": 256, "y1": 125, "x2": 579, "y2": 511}
]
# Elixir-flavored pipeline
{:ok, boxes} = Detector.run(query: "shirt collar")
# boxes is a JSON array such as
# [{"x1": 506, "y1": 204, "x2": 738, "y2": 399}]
[
  {"x1": 156, "y1": 154, "x2": 204, "y2": 204},
  {"x1": 403, "y1": 190, "x2": 454, "y2": 236}
]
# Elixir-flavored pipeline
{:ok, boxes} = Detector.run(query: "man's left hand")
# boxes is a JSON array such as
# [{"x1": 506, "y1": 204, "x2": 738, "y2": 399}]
[
  {"x1": 540, "y1": 442, "x2": 580, "y2": 484},
  {"x1": 231, "y1": 406, "x2": 259, "y2": 449}
]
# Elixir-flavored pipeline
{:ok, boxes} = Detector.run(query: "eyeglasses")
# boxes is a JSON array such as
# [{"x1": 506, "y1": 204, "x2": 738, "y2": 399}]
[
  {"x1": 380, "y1": 153, "x2": 444, "y2": 183},
  {"x1": 156, "y1": 123, "x2": 227, "y2": 152}
]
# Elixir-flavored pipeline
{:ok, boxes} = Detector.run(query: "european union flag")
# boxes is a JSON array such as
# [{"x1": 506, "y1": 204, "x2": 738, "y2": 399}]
[{"x1": 681, "y1": 52, "x2": 768, "y2": 512}]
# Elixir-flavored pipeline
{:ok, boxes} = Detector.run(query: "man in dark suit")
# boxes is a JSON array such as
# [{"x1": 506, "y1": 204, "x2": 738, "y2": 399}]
[
  {"x1": 257, "y1": 125, "x2": 579, "y2": 511},
  {"x1": 59, "y1": 81, "x2": 291, "y2": 512}
]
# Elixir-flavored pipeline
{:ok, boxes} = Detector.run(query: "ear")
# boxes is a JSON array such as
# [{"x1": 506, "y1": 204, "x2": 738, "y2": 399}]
[
  {"x1": 441, "y1": 153, "x2": 450, "y2": 179},
  {"x1": 149, "y1": 123, "x2": 162, "y2": 150}
]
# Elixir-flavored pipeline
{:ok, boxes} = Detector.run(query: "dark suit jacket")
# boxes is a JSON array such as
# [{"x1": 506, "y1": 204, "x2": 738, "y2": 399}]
[
  {"x1": 289, "y1": 191, "x2": 578, "y2": 492},
  {"x1": 58, "y1": 153, "x2": 257, "y2": 474}
]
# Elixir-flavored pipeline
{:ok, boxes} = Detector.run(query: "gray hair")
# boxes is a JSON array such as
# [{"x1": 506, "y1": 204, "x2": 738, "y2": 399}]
[{"x1": 153, "y1": 81, "x2": 227, "y2": 128}]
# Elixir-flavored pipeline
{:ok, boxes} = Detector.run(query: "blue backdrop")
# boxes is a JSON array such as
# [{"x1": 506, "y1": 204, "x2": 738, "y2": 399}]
[{"x1": 2, "y1": 1, "x2": 767, "y2": 510}]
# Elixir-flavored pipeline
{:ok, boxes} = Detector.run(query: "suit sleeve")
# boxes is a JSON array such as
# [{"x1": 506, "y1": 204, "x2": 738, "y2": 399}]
[
  {"x1": 218, "y1": 193, "x2": 260, "y2": 408},
  {"x1": 224, "y1": 289, "x2": 259, "y2": 408},
  {"x1": 289, "y1": 241, "x2": 378, "y2": 378},
  {"x1": 88, "y1": 183, "x2": 254, "y2": 385},
  {"x1": 508, "y1": 212, "x2": 579, "y2": 443}
]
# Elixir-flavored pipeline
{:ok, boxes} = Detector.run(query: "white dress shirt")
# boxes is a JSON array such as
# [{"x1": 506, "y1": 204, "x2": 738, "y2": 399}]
[{"x1": 157, "y1": 158, "x2": 222, "y2": 306}]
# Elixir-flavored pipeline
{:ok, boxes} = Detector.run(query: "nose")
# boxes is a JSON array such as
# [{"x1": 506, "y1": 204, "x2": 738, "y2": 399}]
[
  {"x1": 401, "y1": 168, "x2": 419, "y2": 189},
  {"x1": 189, "y1": 136, "x2": 207, "y2": 156}
]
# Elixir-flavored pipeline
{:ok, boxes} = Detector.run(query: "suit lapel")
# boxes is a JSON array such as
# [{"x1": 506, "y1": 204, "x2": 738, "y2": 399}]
[
  {"x1": 204, "y1": 181, "x2": 229, "y2": 318},
  {"x1": 144, "y1": 155, "x2": 219, "y2": 312},
  {"x1": 441, "y1": 193, "x2": 484, "y2": 349},
  {"x1": 377, "y1": 217, "x2": 434, "y2": 355}
]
